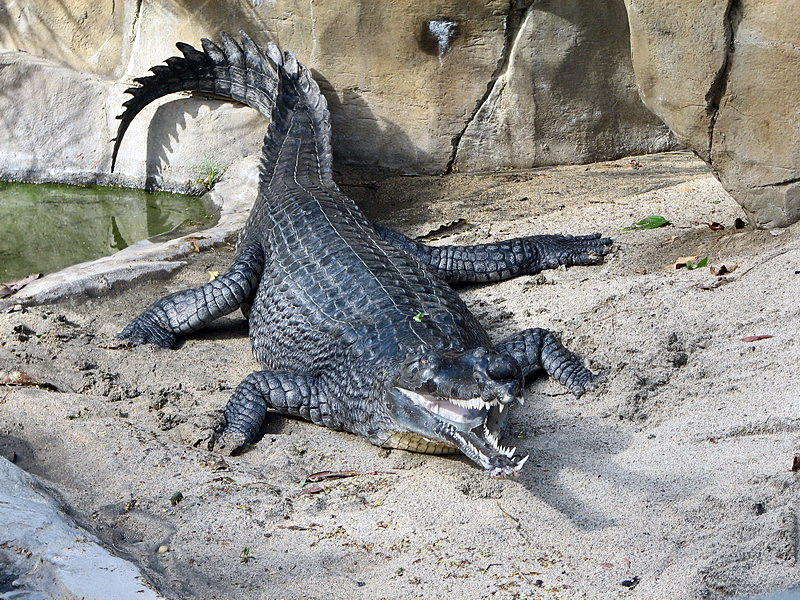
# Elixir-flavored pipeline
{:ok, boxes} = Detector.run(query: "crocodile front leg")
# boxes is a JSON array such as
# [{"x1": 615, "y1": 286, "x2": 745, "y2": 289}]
[
  {"x1": 118, "y1": 245, "x2": 264, "y2": 348},
  {"x1": 493, "y1": 328, "x2": 604, "y2": 396},
  {"x1": 375, "y1": 225, "x2": 612, "y2": 284},
  {"x1": 214, "y1": 370, "x2": 332, "y2": 454}
]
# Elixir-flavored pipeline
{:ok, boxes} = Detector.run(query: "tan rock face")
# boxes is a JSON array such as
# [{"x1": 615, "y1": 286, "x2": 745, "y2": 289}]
[
  {"x1": 624, "y1": 0, "x2": 800, "y2": 228},
  {"x1": 454, "y1": 1, "x2": 674, "y2": 171},
  {"x1": 0, "y1": 0, "x2": 672, "y2": 184}
]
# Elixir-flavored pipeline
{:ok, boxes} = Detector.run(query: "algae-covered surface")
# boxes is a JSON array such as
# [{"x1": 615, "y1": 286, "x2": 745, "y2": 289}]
[
  {"x1": 0, "y1": 182, "x2": 210, "y2": 280},
  {"x1": 1, "y1": 152, "x2": 799, "y2": 600}
]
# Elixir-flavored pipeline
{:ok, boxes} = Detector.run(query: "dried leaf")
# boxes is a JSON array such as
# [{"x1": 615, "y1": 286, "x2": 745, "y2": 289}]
[
  {"x1": 191, "y1": 240, "x2": 201, "y2": 253},
  {"x1": 622, "y1": 215, "x2": 671, "y2": 231},
  {"x1": 305, "y1": 470, "x2": 394, "y2": 483},
  {"x1": 306, "y1": 470, "x2": 363, "y2": 482},
  {"x1": 710, "y1": 263, "x2": 738, "y2": 276},
  {"x1": 740, "y1": 335, "x2": 773, "y2": 342},
  {"x1": 707, "y1": 221, "x2": 725, "y2": 231},
  {"x1": 673, "y1": 256, "x2": 698, "y2": 269},
  {"x1": 0, "y1": 273, "x2": 42, "y2": 298},
  {"x1": 662, "y1": 235, "x2": 679, "y2": 245},
  {"x1": 0, "y1": 370, "x2": 59, "y2": 391},
  {"x1": 415, "y1": 219, "x2": 473, "y2": 242}
]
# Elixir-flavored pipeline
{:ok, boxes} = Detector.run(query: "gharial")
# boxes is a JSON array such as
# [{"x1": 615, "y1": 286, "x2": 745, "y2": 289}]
[{"x1": 113, "y1": 32, "x2": 612, "y2": 477}]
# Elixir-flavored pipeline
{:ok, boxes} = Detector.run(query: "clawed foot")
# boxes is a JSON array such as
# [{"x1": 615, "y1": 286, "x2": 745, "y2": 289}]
[
  {"x1": 538, "y1": 233, "x2": 614, "y2": 271},
  {"x1": 211, "y1": 430, "x2": 248, "y2": 456},
  {"x1": 568, "y1": 368, "x2": 608, "y2": 397},
  {"x1": 117, "y1": 314, "x2": 176, "y2": 349}
]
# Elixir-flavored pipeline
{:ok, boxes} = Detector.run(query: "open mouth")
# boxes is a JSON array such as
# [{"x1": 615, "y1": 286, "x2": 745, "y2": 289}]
[
  {"x1": 394, "y1": 387, "x2": 489, "y2": 430},
  {"x1": 393, "y1": 386, "x2": 528, "y2": 477}
]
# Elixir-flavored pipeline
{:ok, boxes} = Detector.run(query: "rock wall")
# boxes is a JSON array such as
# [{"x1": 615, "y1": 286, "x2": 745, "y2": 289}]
[
  {"x1": 3, "y1": 0, "x2": 797, "y2": 227},
  {"x1": 0, "y1": 0, "x2": 671, "y2": 190},
  {"x1": 454, "y1": 1, "x2": 675, "y2": 171},
  {"x1": 624, "y1": 0, "x2": 800, "y2": 228}
]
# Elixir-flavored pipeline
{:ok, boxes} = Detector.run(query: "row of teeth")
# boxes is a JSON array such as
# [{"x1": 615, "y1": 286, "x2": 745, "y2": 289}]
[
  {"x1": 451, "y1": 397, "x2": 523, "y2": 413},
  {"x1": 483, "y1": 425, "x2": 516, "y2": 457},
  {"x1": 450, "y1": 397, "x2": 486, "y2": 410}
]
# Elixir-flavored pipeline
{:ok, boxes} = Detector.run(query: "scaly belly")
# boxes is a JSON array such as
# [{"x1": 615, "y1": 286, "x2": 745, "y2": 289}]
[{"x1": 382, "y1": 432, "x2": 459, "y2": 455}]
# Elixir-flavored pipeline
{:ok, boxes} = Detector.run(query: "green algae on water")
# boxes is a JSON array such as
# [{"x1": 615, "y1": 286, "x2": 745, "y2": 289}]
[{"x1": 0, "y1": 182, "x2": 211, "y2": 281}]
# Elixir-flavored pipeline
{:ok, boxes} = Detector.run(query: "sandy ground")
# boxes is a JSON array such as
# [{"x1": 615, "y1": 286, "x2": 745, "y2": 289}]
[{"x1": 1, "y1": 151, "x2": 799, "y2": 600}]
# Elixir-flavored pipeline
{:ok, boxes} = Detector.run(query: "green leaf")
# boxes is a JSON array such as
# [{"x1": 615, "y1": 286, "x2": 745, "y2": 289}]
[
  {"x1": 621, "y1": 215, "x2": 671, "y2": 231},
  {"x1": 412, "y1": 311, "x2": 426, "y2": 322},
  {"x1": 685, "y1": 257, "x2": 708, "y2": 270}
]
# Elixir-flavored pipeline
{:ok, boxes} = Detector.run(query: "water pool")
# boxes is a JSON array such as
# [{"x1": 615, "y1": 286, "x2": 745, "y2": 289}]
[{"x1": 0, "y1": 182, "x2": 211, "y2": 281}]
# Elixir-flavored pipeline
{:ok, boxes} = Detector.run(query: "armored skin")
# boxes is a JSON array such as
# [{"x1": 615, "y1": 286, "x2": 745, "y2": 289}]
[{"x1": 115, "y1": 33, "x2": 611, "y2": 477}]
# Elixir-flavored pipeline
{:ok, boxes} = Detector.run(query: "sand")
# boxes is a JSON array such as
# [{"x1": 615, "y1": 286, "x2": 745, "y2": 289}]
[{"x1": 1, "y1": 151, "x2": 798, "y2": 599}]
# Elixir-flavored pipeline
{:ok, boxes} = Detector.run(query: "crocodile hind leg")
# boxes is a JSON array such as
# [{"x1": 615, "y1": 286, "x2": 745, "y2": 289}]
[
  {"x1": 214, "y1": 371, "x2": 331, "y2": 454},
  {"x1": 493, "y1": 328, "x2": 604, "y2": 396},
  {"x1": 118, "y1": 245, "x2": 264, "y2": 348},
  {"x1": 375, "y1": 225, "x2": 612, "y2": 284}
]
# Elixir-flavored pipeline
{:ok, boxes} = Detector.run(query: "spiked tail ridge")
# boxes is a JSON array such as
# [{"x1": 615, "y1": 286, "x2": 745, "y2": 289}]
[
  {"x1": 259, "y1": 50, "x2": 335, "y2": 191},
  {"x1": 111, "y1": 31, "x2": 280, "y2": 172}
]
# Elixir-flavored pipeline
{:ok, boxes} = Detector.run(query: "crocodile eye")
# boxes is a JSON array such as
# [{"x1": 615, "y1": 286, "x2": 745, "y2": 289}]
[{"x1": 487, "y1": 357, "x2": 518, "y2": 380}]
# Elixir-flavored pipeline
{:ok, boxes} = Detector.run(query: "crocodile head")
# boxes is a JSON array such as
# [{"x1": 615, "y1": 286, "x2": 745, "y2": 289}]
[{"x1": 387, "y1": 347, "x2": 529, "y2": 477}]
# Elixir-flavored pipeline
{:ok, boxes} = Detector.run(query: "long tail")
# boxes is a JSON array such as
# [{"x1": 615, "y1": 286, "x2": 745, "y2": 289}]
[
  {"x1": 111, "y1": 31, "x2": 282, "y2": 171},
  {"x1": 258, "y1": 51, "x2": 336, "y2": 191}
]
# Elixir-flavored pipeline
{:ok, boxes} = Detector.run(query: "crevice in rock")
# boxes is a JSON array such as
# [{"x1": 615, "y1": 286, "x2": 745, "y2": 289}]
[
  {"x1": 755, "y1": 176, "x2": 800, "y2": 189},
  {"x1": 445, "y1": 0, "x2": 535, "y2": 174},
  {"x1": 705, "y1": 0, "x2": 741, "y2": 164}
]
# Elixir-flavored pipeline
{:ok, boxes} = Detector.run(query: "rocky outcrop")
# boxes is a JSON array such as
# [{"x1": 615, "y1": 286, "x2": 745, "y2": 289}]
[
  {"x1": 0, "y1": 0, "x2": 671, "y2": 184},
  {"x1": 453, "y1": 1, "x2": 675, "y2": 171},
  {"x1": 0, "y1": 457, "x2": 166, "y2": 599},
  {"x1": 624, "y1": 0, "x2": 800, "y2": 228}
]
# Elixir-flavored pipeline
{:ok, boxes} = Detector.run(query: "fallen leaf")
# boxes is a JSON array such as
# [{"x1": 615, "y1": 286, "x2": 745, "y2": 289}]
[
  {"x1": 710, "y1": 263, "x2": 738, "y2": 276},
  {"x1": 697, "y1": 277, "x2": 733, "y2": 290},
  {"x1": 622, "y1": 215, "x2": 671, "y2": 231},
  {"x1": 662, "y1": 235, "x2": 679, "y2": 245},
  {"x1": 740, "y1": 335, "x2": 773, "y2": 342},
  {"x1": 191, "y1": 240, "x2": 201, "y2": 253},
  {"x1": 685, "y1": 257, "x2": 708, "y2": 270},
  {"x1": 707, "y1": 221, "x2": 725, "y2": 231},
  {"x1": 0, "y1": 370, "x2": 59, "y2": 391},
  {"x1": 306, "y1": 470, "x2": 363, "y2": 482},
  {"x1": 304, "y1": 470, "x2": 395, "y2": 483},
  {"x1": 207, "y1": 270, "x2": 220, "y2": 282},
  {"x1": 300, "y1": 484, "x2": 326, "y2": 494},
  {"x1": 415, "y1": 219, "x2": 473, "y2": 242},
  {"x1": 673, "y1": 256, "x2": 698, "y2": 269},
  {"x1": 0, "y1": 273, "x2": 42, "y2": 298}
]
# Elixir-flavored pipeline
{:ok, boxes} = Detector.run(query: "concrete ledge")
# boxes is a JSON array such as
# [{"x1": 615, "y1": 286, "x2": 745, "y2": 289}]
[{"x1": 0, "y1": 457, "x2": 167, "y2": 600}]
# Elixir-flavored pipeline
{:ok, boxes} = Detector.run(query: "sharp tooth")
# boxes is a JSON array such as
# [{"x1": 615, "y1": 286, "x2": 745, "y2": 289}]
[
  {"x1": 483, "y1": 425, "x2": 501, "y2": 451},
  {"x1": 514, "y1": 455, "x2": 530, "y2": 471},
  {"x1": 500, "y1": 445, "x2": 516, "y2": 457},
  {"x1": 498, "y1": 403, "x2": 505, "y2": 413},
  {"x1": 518, "y1": 395, "x2": 525, "y2": 406}
]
